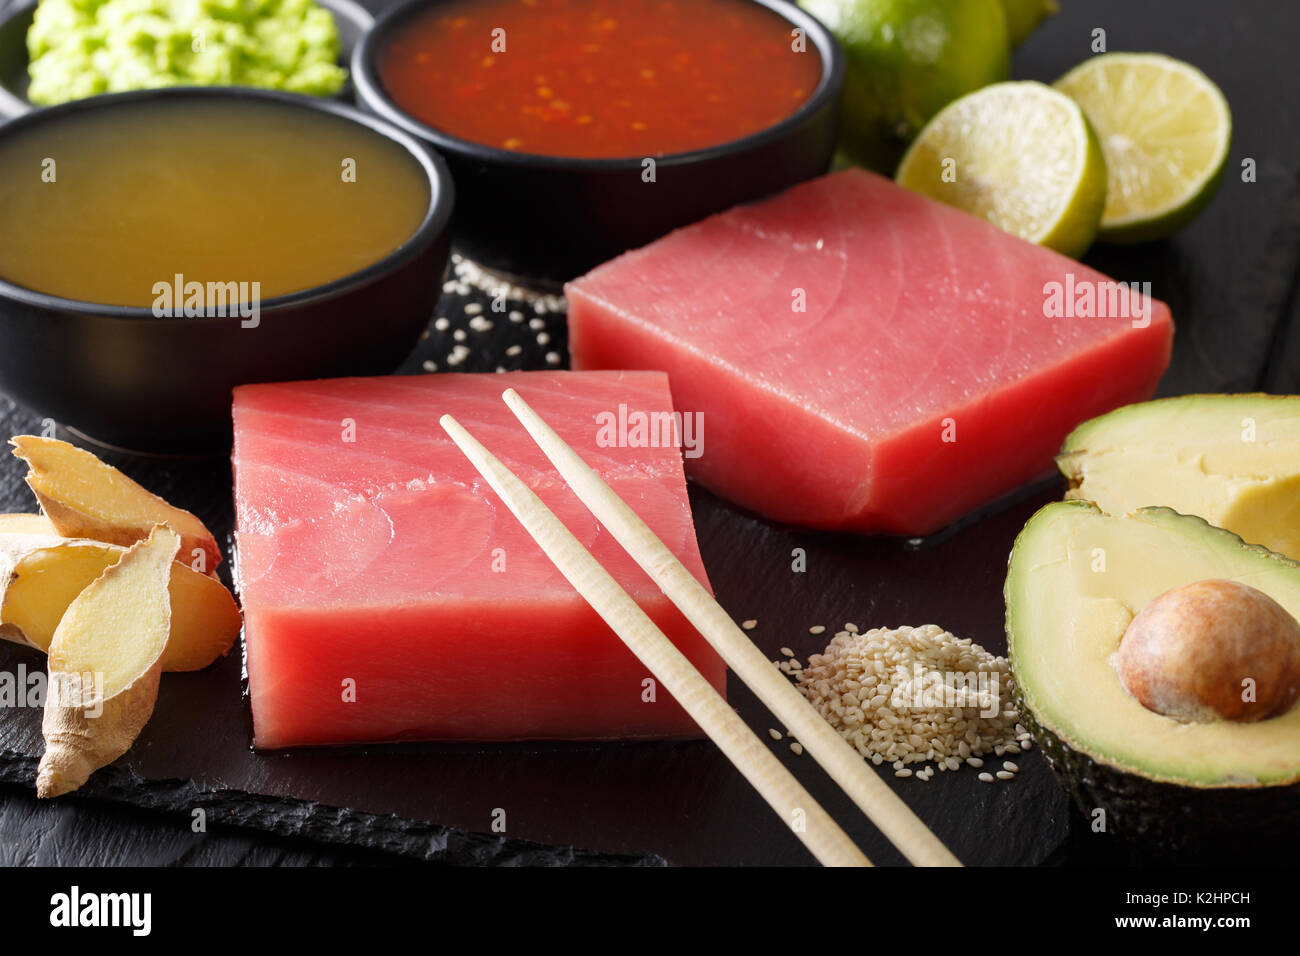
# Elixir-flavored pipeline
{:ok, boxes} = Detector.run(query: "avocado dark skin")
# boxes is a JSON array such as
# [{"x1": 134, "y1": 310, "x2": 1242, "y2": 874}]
[{"x1": 1011, "y1": 680, "x2": 1300, "y2": 862}]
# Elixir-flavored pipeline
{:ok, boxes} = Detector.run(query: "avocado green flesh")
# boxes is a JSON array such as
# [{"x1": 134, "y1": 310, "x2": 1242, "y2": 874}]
[
  {"x1": 1007, "y1": 501, "x2": 1300, "y2": 787},
  {"x1": 1058, "y1": 394, "x2": 1300, "y2": 560}
]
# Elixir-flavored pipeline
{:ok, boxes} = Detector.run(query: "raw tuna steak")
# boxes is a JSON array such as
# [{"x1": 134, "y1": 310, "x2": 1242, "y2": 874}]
[
  {"x1": 567, "y1": 169, "x2": 1174, "y2": 535},
  {"x1": 232, "y1": 371, "x2": 723, "y2": 749}
]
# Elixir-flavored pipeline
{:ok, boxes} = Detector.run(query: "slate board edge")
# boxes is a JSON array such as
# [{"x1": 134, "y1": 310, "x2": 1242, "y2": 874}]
[{"x1": 0, "y1": 751, "x2": 665, "y2": 867}]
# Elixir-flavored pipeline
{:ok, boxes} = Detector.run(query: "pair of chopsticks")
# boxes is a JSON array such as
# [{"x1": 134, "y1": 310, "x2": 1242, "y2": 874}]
[{"x1": 441, "y1": 389, "x2": 960, "y2": 867}]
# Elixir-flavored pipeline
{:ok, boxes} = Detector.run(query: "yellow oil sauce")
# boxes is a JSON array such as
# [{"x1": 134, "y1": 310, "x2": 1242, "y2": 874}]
[{"x1": 0, "y1": 98, "x2": 431, "y2": 306}]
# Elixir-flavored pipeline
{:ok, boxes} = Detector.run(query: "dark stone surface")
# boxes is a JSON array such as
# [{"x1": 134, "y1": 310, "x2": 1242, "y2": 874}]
[
  {"x1": 0, "y1": 0, "x2": 1296, "y2": 866},
  {"x1": 0, "y1": 456, "x2": 1071, "y2": 866}
]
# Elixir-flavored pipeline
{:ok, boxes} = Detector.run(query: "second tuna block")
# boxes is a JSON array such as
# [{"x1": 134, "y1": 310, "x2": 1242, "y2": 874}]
[
  {"x1": 233, "y1": 371, "x2": 723, "y2": 749},
  {"x1": 567, "y1": 169, "x2": 1174, "y2": 535}
]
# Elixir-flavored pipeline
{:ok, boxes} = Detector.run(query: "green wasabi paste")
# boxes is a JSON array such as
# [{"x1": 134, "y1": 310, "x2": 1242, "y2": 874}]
[{"x1": 27, "y1": 0, "x2": 347, "y2": 105}]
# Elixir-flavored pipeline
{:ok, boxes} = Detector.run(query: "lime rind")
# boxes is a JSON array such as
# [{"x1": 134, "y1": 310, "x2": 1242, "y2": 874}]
[{"x1": 1054, "y1": 52, "x2": 1232, "y2": 243}]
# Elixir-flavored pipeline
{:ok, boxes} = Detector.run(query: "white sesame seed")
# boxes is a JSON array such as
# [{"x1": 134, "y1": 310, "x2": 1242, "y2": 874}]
[
  {"x1": 421, "y1": 359, "x2": 437, "y2": 372},
  {"x1": 537, "y1": 332, "x2": 551, "y2": 346},
  {"x1": 978, "y1": 772, "x2": 995, "y2": 783},
  {"x1": 780, "y1": 647, "x2": 794, "y2": 658},
  {"x1": 464, "y1": 302, "x2": 483, "y2": 316},
  {"x1": 768, "y1": 728, "x2": 782, "y2": 741},
  {"x1": 996, "y1": 771, "x2": 1014, "y2": 780},
  {"x1": 545, "y1": 351, "x2": 562, "y2": 365},
  {"x1": 434, "y1": 317, "x2": 450, "y2": 331},
  {"x1": 1003, "y1": 761, "x2": 1019, "y2": 772},
  {"x1": 452, "y1": 329, "x2": 467, "y2": 342},
  {"x1": 741, "y1": 619, "x2": 757, "y2": 630},
  {"x1": 509, "y1": 310, "x2": 524, "y2": 323},
  {"x1": 810, "y1": 625, "x2": 826, "y2": 635},
  {"x1": 790, "y1": 743, "x2": 803, "y2": 756},
  {"x1": 895, "y1": 769, "x2": 913, "y2": 778},
  {"x1": 529, "y1": 318, "x2": 546, "y2": 330}
]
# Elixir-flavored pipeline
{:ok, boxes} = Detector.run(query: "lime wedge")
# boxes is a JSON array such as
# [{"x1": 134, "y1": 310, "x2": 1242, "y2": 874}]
[
  {"x1": 1055, "y1": 53, "x2": 1231, "y2": 243},
  {"x1": 895, "y1": 81, "x2": 1107, "y2": 258}
]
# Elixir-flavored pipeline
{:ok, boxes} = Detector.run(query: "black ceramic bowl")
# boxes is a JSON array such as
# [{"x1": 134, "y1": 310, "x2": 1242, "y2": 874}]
[
  {"x1": 0, "y1": 0, "x2": 373, "y2": 119},
  {"x1": 354, "y1": 0, "x2": 845, "y2": 282},
  {"x1": 0, "y1": 87, "x2": 454, "y2": 455}
]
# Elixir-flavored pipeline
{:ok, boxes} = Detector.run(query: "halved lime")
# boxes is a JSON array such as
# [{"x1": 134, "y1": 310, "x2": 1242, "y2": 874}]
[
  {"x1": 1055, "y1": 53, "x2": 1232, "y2": 243},
  {"x1": 895, "y1": 81, "x2": 1107, "y2": 258}
]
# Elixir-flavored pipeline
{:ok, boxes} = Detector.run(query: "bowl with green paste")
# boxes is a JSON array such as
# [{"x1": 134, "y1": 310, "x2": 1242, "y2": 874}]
[{"x1": 0, "y1": 0, "x2": 371, "y2": 118}]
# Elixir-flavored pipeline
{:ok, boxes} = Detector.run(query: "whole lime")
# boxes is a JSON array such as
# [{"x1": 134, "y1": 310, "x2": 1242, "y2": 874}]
[{"x1": 801, "y1": 0, "x2": 1010, "y2": 173}]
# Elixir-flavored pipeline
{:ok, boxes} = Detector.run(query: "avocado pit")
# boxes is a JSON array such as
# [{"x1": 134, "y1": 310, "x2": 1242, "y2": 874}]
[{"x1": 1115, "y1": 579, "x2": 1300, "y2": 723}]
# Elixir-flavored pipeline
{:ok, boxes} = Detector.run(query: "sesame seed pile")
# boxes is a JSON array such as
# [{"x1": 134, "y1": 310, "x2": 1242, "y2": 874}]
[{"x1": 774, "y1": 623, "x2": 1032, "y2": 783}]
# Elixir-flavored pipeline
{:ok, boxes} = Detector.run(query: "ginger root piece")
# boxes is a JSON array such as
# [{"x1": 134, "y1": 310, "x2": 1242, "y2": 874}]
[
  {"x1": 0, "y1": 513, "x2": 58, "y2": 535},
  {"x1": 0, "y1": 530, "x2": 68, "y2": 650},
  {"x1": 10, "y1": 436, "x2": 222, "y2": 572},
  {"x1": 37, "y1": 526, "x2": 179, "y2": 798},
  {"x1": 0, "y1": 533, "x2": 239, "y2": 671}
]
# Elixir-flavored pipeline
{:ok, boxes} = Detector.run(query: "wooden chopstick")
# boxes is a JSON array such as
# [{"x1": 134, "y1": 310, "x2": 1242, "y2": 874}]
[
  {"x1": 440, "y1": 413, "x2": 870, "y2": 867},
  {"x1": 501, "y1": 388, "x2": 961, "y2": 867}
]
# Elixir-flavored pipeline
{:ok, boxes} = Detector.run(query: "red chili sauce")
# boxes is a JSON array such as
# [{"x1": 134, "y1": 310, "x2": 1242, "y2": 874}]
[{"x1": 379, "y1": 0, "x2": 823, "y2": 159}]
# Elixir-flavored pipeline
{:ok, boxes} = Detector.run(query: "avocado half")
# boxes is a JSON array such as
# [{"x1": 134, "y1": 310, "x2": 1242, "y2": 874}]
[
  {"x1": 1057, "y1": 394, "x2": 1300, "y2": 559},
  {"x1": 1006, "y1": 500, "x2": 1300, "y2": 850}
]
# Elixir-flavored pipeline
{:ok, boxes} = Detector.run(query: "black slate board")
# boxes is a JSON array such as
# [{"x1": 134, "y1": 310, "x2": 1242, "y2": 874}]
[{"x1": 0, "y1": 0, "x2": 1297, "y2": 866}]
